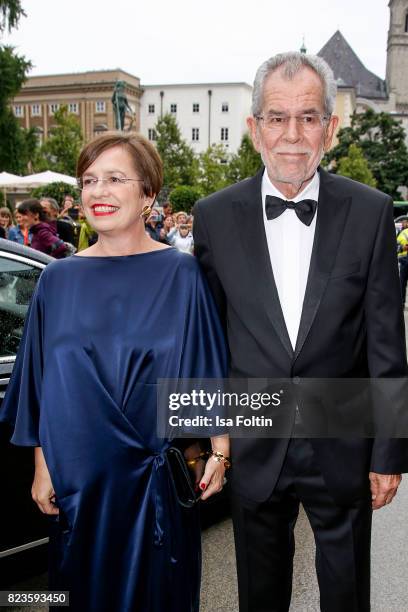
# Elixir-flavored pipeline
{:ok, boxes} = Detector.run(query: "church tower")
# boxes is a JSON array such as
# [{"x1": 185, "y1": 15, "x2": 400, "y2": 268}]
[{"x1": 386, "y1": 0, "x2": 408, "y2": 109}]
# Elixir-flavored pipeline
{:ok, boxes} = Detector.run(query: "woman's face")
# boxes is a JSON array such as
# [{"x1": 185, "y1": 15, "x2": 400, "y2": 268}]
[
  {"x1": 0, "y1": 212, "x2": 11, "y2": 228},
  {"x1": 177, "y1": 213, "x2": 187, "y2": 225},
  {"x1": 80, "y1": 146, "x2": 153, "y2": 236},
  {"x1": 164, "y1": 216, "x2": 174, "y2": 229},
  {"x1": 21, "y1": 211, "x2": 39, "y2": 228},
  {"x1": 15, "y1": 211, "x2": 26, "y2": 227}
]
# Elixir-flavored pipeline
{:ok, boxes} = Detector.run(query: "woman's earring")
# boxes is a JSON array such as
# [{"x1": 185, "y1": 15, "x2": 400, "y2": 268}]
[{"x1": 141, "y1": 204, "x2": 152, "y2": 219}]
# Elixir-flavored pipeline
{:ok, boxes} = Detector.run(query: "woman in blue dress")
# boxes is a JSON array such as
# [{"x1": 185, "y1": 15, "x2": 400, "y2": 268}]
[{"x1": 1, "y1": 132, "x2": 229, "y2": 611}]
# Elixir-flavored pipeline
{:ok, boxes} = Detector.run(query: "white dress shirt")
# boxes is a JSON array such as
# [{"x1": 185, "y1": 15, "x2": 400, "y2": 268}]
[{"x1": 262, "y1": 170, "x2": 320, "y2": 350}]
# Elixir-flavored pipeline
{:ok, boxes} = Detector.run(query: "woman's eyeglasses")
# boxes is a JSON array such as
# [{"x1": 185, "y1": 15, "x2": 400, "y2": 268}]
[{"x1": 77, "y1": 177, "x2": 143, "y2": 191}]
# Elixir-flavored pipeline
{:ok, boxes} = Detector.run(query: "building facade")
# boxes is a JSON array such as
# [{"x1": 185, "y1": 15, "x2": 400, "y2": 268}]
[
  {"x1": 11, "y1": 69, "x2": 142, "y2": 144},
  {"x1": 140, "y1": 83, "x2": 252, "y2": 153}
]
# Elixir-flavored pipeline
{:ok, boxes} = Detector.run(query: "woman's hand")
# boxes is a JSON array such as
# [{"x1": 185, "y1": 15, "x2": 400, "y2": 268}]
[
  {"x1": 199, "y1": 435, "x2": 230, "y2": 501},
  {"x1": 32, "y1": 447, "x2": 59, "y2": 515},
  {"x1": 199, "y1": 455, "x2": 226, "y2": 501}
]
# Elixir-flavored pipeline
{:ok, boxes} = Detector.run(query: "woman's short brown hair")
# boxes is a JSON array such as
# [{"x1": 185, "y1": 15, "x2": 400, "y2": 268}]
[{"x1": 76, "y1": 131, "x2": 163, "y2": 197}]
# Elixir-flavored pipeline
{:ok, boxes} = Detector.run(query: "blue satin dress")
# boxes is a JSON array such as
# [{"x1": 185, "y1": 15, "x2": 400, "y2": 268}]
[{"x1": 1, "y1": 248, "x2": 227, "y2": 612}]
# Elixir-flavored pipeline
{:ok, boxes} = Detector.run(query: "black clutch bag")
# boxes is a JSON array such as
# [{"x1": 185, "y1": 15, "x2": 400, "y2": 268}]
[{"x1": 165, "y1": 445, "x2": 206, "y2": 508}]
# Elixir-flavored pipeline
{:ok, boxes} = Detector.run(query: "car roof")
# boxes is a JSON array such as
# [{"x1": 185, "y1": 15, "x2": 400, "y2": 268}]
[{"x1": 0, "y1": 238, "x2": 53, "y2": 265}]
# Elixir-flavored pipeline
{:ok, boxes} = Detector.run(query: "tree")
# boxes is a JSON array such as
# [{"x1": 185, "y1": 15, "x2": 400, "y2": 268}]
[
  {"x1": 30, "y1": 181, "x2": 79, "y2": 204},
  {"x1": 34, "y1": 105, "x2": 83, "y2": 176},
  {"x1": 0, "y1": 2, "x2": 33, "y2": 174},
  {"x1": 325, "y1": 109, "x2": 408, "y2": 198},
  {"x1": 337, "y1": 144, "x2": 377, "y2": 188},
  {"x1": 227, "y1": 133, "x2": 262, "y2": 182},
  {"x1": 198, "y1": 144, "x2": 231, "y2": 197},
  {"x1": 0, "y1": 0, "x2": 25, "y2": 33},
  {"x1": 169, "y1": 185, "x2": 202, "y2": 213},
  {"x1": 155, "y1": 114, "x2": 197, "y2": 189}
]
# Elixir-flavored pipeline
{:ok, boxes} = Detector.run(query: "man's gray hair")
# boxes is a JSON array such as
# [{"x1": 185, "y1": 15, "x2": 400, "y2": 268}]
[
  {"x1": 252, "y1": 51, "x2": 337, "y2": 117},
  {"x1": 40, "y1": 197, "x2": 59, "y2": 212}
]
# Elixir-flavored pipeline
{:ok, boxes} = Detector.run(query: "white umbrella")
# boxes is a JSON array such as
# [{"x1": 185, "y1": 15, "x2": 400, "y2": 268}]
[
  {"x1": 0, "y1": 172, "x2": 23, "y2": 202},
  {"x1": 18, "y1": 170, "x2": 78, "y2": 188},
  {"x1": 0, "y1": 171, "x2": 22, "y2": 186}
]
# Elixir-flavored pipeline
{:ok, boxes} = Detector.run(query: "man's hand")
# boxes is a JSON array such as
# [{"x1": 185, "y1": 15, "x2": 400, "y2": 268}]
[{"x1": 369, "y1": 472, "x2": 402, "y2": 510}]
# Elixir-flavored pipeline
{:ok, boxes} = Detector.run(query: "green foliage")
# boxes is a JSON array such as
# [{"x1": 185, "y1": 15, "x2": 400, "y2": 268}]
[
  {"x1": 155, "y1": 114, "x2": 197, "y2": 189},
  {"x1": 337, "y1": 144, "x2": 377, "y2": 188},
  {"x1": 227, "y1": 133, "x2": 262, "y2": 182},
  {"x1": 30, "y1": 182, "x2": 79, "y2": 204},
  {"x1": 324, "y1": 109, "x2": 408, "y2": 198},
  {"x1": 198, "y1": 144, "x2": 231, "y2": 197},
  {"x1": 169, "y1": 185, "x2": 203, "y2": 213},
  {"x1": 0, "y1": 44, "x2": 33, "y2": 173},
  {"x1": 0, "y1": 0, "x2": 25, "y2": 34},
  {"x1": 34, "y1": 105, "x2": 83, "y2": 176}
]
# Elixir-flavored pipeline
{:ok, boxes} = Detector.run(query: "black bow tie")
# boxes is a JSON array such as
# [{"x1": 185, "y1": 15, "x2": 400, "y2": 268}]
[{"x1": 265, "y1": 195, "x2": 317, "y2": 226}]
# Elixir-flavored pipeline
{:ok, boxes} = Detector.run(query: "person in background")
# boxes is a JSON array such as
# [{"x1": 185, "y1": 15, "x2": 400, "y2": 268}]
[
  {"x1": 162, "y1": 201, "x2": 173, "y2": 218},
  {"x1": 18, "y1": 199, "x2": 68, "y2": 258},
  {"x1": 145, "y1": 210, "x2": 166, "y2": 242},
  {"x1": 397, "y1": 220, "x2": 408, "y2": 305},
  {"x1": 8, "y1": 209, "x2": 32, "y2": 245},
  {"x1": 168, "y1": 223, "x2": 194, "y2": 254},
  {"x1": 0, "y1": 206, "x2": 14, "y2": 238},
  {"x1": 40, "y1": 197, "x2": 78, "y2": 248},
  {"x1": 77, "y1": 208, "x2": 98, "y2": 251}
]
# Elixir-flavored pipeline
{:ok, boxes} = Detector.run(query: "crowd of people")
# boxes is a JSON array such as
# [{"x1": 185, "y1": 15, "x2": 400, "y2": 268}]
[{"x1": 0, "y1": 195, "x2": 194, "y2": 257}]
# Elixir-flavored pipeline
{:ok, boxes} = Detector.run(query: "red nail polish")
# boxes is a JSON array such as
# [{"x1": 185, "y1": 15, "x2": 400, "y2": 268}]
[{"x1": 200, "y1": 483, "x2": 206, "y2": 490}]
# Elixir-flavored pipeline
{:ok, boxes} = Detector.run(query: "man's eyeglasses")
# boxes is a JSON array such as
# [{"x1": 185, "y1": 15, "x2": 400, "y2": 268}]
[
  {"x1": 255, "y1": 113, "x2": 329, "y2": 132},
  {"x1": 77, "y1": 177, "x2": 143, "y2": 191}
]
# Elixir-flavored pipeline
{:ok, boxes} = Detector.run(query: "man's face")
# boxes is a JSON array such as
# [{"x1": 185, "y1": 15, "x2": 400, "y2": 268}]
[
  {"x1": 247, "y1": 66, "x2": 338, "y2": 191},
  {"x1": 40, "y1": 200, "x2": 58, "y2": 219}
]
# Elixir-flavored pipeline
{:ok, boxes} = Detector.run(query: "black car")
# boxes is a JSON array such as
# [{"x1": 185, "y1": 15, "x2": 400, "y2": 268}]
[
  {"x1": 0, "y1": 239, "x2": 228, "y2": 585},
  {"x1": 0, "y1": 239, "x2": 53, "y2": 586}
]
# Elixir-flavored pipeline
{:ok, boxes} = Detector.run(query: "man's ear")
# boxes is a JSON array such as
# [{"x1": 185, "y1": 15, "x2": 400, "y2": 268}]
[
  {"x1": 247, "y1": 116, "x2": 261, "y2": 153},
  {"x1": 324, "y1": 114, "x2": 339, "y2": 151}
]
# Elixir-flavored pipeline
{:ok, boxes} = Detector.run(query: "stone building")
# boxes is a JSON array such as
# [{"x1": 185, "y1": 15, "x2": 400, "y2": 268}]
[
  {"x1": 11, "y1": 69, "x2": 142, "y2": 144},
  {"x1": 318, "y1": 0, "x2": 408, "y2": 138}
]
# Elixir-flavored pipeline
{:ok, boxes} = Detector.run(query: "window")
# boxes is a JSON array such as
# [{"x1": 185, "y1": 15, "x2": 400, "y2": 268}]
[
  {"x1": 193, "y1": 103, "x2": 200, "y2": 113},
  {"x1": 222, "y1": 102, "x2": 229, "y2": 113},
  {"x1": 192, "y1": 128, "x2": 199, "y2": 141},
  {"x1": 94, "y1": 124, "x2": 108, "y2": 135},
  {"x1": 49, "y1": 103, "x2": 60, "y2": 114},
  {"x1": 221, "y1": 127, "x2": 229, "y2": 141},
  {"x1": 69, "y1": 103, "x2": 79, "y2": 114},
  {"x1": 31, "y1": 104, "x2": 41, "y2": 117},
  {"x1": 170, "y1": 103, "x2": 177, "y2": 113},
  {"x1": 13, "y1": 105, "x2": 24, "y2": 117},
  {"x1": 95, "y1": 101, "x2": 106, "y2": 113},
  {"x1": 405, "y1": 12, "x2": 408, "y2": 33},
  {"x1": 148, "y1": 104, "x2": 155, "y2": 114},
  {"x1": 148, "y1": 128, "x2": 157, "y2": 141},
  {"x1": 0, "y1": 256, "x2": 43, "y2": 357}
]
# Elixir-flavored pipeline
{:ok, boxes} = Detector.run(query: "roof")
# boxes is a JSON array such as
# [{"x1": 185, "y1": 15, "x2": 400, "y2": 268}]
[{"x1": 318, "y1": 30, "x2": 387, "y2": 99}]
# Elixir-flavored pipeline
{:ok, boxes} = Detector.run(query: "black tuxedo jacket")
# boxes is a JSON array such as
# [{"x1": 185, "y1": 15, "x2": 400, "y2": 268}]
[{"x1": 194, "y1": 167, "x2": 408, "y2": 504}]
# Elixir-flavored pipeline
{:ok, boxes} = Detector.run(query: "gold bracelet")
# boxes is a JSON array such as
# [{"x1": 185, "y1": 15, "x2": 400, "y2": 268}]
[{"x1": 211, "y1": 450, "x2": 231, "y2": 469}]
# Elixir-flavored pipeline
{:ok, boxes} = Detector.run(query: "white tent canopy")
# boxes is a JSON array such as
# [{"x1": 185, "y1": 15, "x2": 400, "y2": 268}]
[
  {"x1": 0, "y1": 172, "x2": 22, "y2": 188},
  {"x1": 18, "y1": 171, "x2": 77, "y2": 188}
]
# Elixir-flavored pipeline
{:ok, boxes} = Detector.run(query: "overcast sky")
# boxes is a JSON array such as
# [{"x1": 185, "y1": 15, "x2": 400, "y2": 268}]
[{"x1": 2, "y1": 0, "x2": 390, "y2": 85}]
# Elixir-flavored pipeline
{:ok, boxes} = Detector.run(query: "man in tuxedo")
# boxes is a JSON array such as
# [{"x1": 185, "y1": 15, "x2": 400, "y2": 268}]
[{"x1": 193, "y1": 52, "x2": 408, "y2": 612}]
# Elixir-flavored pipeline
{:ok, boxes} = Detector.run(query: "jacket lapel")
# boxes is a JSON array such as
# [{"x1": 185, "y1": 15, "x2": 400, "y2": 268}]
[
  {"x1": 294, "y1": 168, "x2": 352, "y2": 360},
  {"x1": 233, "y1": 170, "x2": 294, "y2": 359}
]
